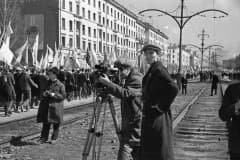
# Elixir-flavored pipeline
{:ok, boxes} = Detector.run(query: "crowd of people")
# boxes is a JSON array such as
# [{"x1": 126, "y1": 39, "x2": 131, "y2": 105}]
[{"x1": 0, "y1": 66, "x2": 94, "y2": 117}]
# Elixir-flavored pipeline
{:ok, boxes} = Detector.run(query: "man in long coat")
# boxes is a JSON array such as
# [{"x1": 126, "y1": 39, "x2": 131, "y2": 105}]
[
  {"x1": 219, "y1": 81, "x2": 240, "y2": 160},
  {"x1": 37, "y1": 67, "x2": 66, "y2": 144},
  {"x1": 141, "y1": 44, "x2": 178, "y2": 160}
]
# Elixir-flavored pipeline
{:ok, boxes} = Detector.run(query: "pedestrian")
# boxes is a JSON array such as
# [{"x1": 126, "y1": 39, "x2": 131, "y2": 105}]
[
  {"x1": 181, "y1": 73, "x2": 188, "y2": 95},
  {"x1": 211, "y1": 72, "x2": 219, "y2": 96},
  {"x1": 37, "y1": 67, "x2": 66, "y2": 144},
  {"x1": 140, "y1": 44, "x2": 178, "y2": 160},
  {"x1": 0, "y1": 70, "x2": 15, "y2": 116},
  {"x1": 18, "y1": 68, "x2": 38, "y2": 111},
  {"x1": 219, "y1": 81, "x2": 240, "y2": 160},
  {"x1": 99, "y1": 60, "x2": 143, "y2": 160}
]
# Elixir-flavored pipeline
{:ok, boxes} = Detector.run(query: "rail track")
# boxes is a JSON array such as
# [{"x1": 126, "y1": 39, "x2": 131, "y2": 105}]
[{"x1": 173, "y1": 82, "x2": 230, "y2": 160}]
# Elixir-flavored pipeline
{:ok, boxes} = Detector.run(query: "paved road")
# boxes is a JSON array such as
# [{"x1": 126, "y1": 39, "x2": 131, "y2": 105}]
[{"x1": 174, "y1": 86, "x2": 229, "y2": 160}]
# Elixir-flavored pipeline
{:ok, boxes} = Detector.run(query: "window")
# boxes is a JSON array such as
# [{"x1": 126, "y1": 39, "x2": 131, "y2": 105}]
[
  {"x1": 103, "y1": 3, "x2": 105, "y2": 12},
  {"x1": 82, "y1": 25, "x2": 85, "y2": 35},
  {"x1": 69, "y1": 1, "x2": 72, "y2": 12},
  {"x1": 117, "y1": 12, "x2": 119, "y2": 20},
  {"x1": 88, "y1": 42, "x2": 91, "y2": 50},
  {"x1": 93, "y1": 0, "x2": 96, "y2": 7},
  {"x1": 93, "y1": 13, "x2": 96, "y2": 21},
  {"x1": 62, "y1": 18, "x2": 66, "y2": 30},
  {"x1": 98, "y1": 15, "x2": 101, "y2": 24},
  {"x1": 103, "y1": 32, "x2": 105, "y2": 40},
  {"x1": 82, "y1": 40, "x2": 86, "y2": 51},
  {"x1": 76, "y1": 21, "x2": 80, "y2": 31},
  {"x1": 107, "y1": 6, "x2": 109, "y2": 14},
  {"x1": 69, "y1": 38, "x2": 73, "y2": 48},
  {"x1": 111, "y1": 8, "x2": 113, "y2": 16},
  {"x1": 99, "y1": 30, "x2": 102, "y2": 39},
  {"x1": 76, "y1": 35, "x2": 80, "y2": 49},
  {"x1": 62, "y1": 36, "x2": 66, "y2": 47},
  {"x1": 88, "y1": 27, "x2": 91, "y2": 37},
  {"x1": 82, "y1": 7, "x2": 85, "y2": 17},
  {"x1": 88, "y1": 0, "x2": 91, "y2": 5},
  {"x1": 88, "y1": 10, "x2": 91, "y2": 20},
  {"x1": 94, "y1": 29, "x2": 96, "y2": 38},
  {"x1": 62, "y1": 0, "x2": 65, "y2": 9},
  {"x1": 76, "y1": 5, "x2": 80, "y2": 15},
  {"x1": 114, "y1": 10, "x2": 116, "y2": 18},
  {"x1": 107, "y1": 19, "x2": 109, "y2": 27},
  {"x1": 69, "y1": 20, "x2": 73, "y2": 31},
  {"x1": 103, "y1": 17, "x2": 105, "y2": 25},
  {"x1": 94, "y1": 43, "x2": 97, "y2": 52},
  {"x1": 98, "y1": 1, "x2": 101, "y2": 10},
  {"x1": 107, "y1": 33, "x2": 109, "y2": 42}
]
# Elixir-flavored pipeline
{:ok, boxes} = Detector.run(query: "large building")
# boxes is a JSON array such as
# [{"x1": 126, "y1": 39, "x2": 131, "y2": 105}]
[{"x1": 22, "y1": 0, "x2": 169, "y2": 66}]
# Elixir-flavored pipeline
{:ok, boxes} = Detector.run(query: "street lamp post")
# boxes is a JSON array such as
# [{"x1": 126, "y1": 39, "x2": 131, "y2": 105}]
[
  {"x1": 185, "y1": 44, "x2": 223, "y2": 71},
  {"x1": 139, "y1": 0, "x2": 228, "y2": 88}
]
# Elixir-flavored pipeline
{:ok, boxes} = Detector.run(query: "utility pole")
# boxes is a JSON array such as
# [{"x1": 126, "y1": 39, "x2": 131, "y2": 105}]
[{"x1": 198, "y1": 29, "x2": 209, "y2": 72}]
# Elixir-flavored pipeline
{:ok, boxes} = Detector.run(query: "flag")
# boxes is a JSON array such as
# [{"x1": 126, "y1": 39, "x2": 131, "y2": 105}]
[
  {"x1": 0, "y1": 22, "x2": 14, "y2": 66},
  {"x1": 32, "y1": 34, "x2": 39, "y2": 66},
  {"x1": 15, "y1": 38, "x2": 28, "y2": 63},
  {"x1": 38, "y1": 54, "x2": 44, "y2": 69},
  {"x1": 85, "y1": 48, "x2": 98, "y2": 67},
  {"x1": 42, "y1": 48, "x2": 49, "y2": 69},
  {"x1": 47, "y1": 45, "x2": 54, "y2": 63},
  {"x1": 73, "y1": 51, "x2": 80, "y2": 68},
  {"x1": 109, "y1": 51, "x2": 117, "y2": 65},
  {"x1": 52, "y1": 43, "x2": 59, "y2": 68}
]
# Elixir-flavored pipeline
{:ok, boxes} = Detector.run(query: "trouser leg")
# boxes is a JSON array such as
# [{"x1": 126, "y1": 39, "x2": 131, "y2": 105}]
[
  {"x1": 230, "y1": 152, "x2": 240, "y2": 160},
  {"x1": 51, "y1": 123, "x2": 60, "y2": 140},
  {"x1": 40, "y1": 123, "x2": 51, "y2": 141}
]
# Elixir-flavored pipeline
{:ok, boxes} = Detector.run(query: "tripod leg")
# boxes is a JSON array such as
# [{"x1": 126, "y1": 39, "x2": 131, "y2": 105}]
[
  {"x1": 108, "y1": 97, "x2": 121, "y2": 140},
  {"x1": 96, "y1": 101, "x2": 108, "y2": 160},
  {"x1": 82, "y1": 98, "x2": 102, "y2": 160}
]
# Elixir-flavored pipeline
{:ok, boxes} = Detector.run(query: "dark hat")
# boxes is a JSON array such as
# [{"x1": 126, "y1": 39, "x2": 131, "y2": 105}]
[
  {"x1": 114, "y1": 59, "x2": 132, "y2": 70},
  {"x1": 141, "y1": 44, "x2": 161, "y2": 54},
  {"x1": 48, "y1": 67, "x2": 59, "y2": 75}
]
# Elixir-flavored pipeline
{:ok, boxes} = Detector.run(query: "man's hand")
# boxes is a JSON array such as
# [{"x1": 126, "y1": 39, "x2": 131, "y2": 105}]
[
  {"x1": 98, "y1": 74, "x2": 111, "y2": 85},
  {"x1": 235, "y1": 100, "x2": 240, "y2": 115}
]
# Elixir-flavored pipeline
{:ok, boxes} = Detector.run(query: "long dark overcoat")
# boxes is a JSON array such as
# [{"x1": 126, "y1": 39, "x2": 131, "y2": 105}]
[
  {"x1": 141, "y1": 61, "x2": 178, "y2": 160},
  {"x1": 37, "y1": 79, "x2": 66, "y2": 124},
  {"x1": 219, "y1": 81, "x2": 240, "y2": 154}
]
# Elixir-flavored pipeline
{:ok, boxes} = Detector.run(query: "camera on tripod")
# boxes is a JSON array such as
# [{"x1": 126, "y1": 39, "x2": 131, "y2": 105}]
[{"x1": 93, "y1": 63, "x2": 120, "y2": 96}]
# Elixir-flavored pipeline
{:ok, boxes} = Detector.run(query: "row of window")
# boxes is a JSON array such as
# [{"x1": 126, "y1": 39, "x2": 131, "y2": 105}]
[{"x1": 62, "y1": 0, "x2": 136, "y2": 28}]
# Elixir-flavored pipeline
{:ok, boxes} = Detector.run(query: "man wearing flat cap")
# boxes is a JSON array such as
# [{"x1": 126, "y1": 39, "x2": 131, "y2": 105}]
[
  {"x1": 37, "y1": 67, "x2": 66, "y2": 144},
  {"x1": 99, "y1": 59, "x2": 143, "y2": 160},
  {"x1": 140, "y1": 44, "x2": 178, "y2": 160}
]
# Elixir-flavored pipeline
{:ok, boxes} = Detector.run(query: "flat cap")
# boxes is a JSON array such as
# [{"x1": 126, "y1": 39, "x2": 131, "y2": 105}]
[
  {"x1": 141, "y1": 44, "x2": 161, "y2": 54},
  {"x1": 114, "y1": 59, "x2": 132, "y2": 70}
]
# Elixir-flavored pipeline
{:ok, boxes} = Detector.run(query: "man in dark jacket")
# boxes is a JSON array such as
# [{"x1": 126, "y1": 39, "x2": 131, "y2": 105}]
[
  {"x1": 37, "y1": 67, "x2": 66, "y2": 144},
  {"x1": 99, "y1": 60, "x2": 143, "y2": 160},
  {"x1": 219, "y1": 82, "x2": 240, "y2": 160},
  {"x1": 141, "y1": 44, "x2": 178, "y2": 160},
  {"x1": 18, "y1": 69, "x2": 38, "y2": 111},
  {"x1": 181, "y1": 73, "x2": 188, "y2": 95},
  {"x1": 211, "y1": 72, "x2": 220, "y2": 96}
]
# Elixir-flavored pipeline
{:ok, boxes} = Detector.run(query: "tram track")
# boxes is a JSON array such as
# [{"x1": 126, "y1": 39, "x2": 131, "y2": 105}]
[
  {"x1": 173, "y1": 82, "x2": 230, "y2": 160},
  {"x1": 0, "y1": 83, "x2": 207, "y2": 151}
]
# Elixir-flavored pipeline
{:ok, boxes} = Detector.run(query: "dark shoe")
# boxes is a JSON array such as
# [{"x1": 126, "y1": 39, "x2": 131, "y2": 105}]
[
  {"x1": 37, "y1": 138, "x2": 47, "y2": 144},
  {"x1": 50, "y1": 139, "x2": 58, "y2": 144}
]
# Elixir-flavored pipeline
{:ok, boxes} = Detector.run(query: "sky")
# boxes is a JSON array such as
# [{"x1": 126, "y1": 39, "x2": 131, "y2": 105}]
[{"x1": 117, "y1": 0, "x2": 240, "y2": 60}]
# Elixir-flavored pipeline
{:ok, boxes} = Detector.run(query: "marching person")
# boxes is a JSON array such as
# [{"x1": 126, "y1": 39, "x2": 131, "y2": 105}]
[
  {"x1": 99, "y1": 60, "x2": 143, "y2": 160},
  {"x1": 219, "y1": 81, "x2": 240, "y2": 160},
  {"x1": 37, "y1": 67, "x2": 66, "y2": 144},
  {"x1": 140, "y1": 44, "x2": 178, "y2": 160}
]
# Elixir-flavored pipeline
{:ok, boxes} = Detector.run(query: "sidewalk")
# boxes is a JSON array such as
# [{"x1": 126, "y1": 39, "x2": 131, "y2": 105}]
[{"x1": 0, "y1": 97, "x2": 93, "y2": 125}]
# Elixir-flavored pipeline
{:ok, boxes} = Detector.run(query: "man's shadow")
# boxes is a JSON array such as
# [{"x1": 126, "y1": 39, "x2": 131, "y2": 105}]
[{"x1": 9, "y1": 136, "x2": 38, "y2": 146}]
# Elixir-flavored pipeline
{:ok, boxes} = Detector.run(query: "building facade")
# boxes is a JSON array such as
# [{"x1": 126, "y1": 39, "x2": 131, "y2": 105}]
[{"x1": 22, "y1": 0, "x2": 169, "y2": 66}]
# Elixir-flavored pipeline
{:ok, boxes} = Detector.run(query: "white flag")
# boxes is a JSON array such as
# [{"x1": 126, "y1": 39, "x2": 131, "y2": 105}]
[
  {"x1": 32, "y1": 34, "x2": 39, "y2": 66},
  {"x1": 15, "y1": 38, "x2": 28, "y2": 63}
]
